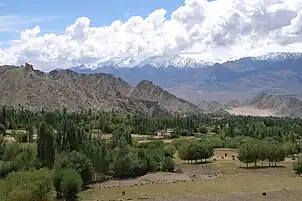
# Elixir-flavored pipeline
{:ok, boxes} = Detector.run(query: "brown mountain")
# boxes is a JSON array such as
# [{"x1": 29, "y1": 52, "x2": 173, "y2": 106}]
[
  {"x1": 225, "y1": 93, "x2": 302, "y2": 118},
  {"x1": 130, "y1": 80, "x2": 201, "y2": 114},
  {"x1": 0, "y1": 64, "x2": 200, "y2": 115},
  {"x1": 248, "y1": 93, "x2": 302, "y2": 118}
]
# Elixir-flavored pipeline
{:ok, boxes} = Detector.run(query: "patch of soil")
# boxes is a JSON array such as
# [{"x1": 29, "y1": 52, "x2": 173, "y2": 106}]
[
  {"x1": 130, "y1": 189, "x2": 302, "y2": 201},
  {"x1": 94, "y1": 172, "x2": 216, "y2": 189}
]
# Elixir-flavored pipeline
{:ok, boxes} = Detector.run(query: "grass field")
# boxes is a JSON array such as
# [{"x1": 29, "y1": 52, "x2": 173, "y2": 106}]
[{"x1": 80, "y1": 148, "x2": 302, "y2": 201}]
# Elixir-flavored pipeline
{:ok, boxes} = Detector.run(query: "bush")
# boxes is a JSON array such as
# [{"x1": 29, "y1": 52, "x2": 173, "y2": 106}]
[
  {"x1": 171, "y1": 138, "x2": 191, "y2": 150},
  {"x1": 53, "y1": 168, "x2": 83, "y2": 200},
  {"x1": 161, "y1": 156, "x2": 175, "y2": 172},
  {"x1": 110, "y1": 147, "x2": 148, "y2": 178},
  {"x1": 0, "y1": 161, "x2": 19, "y2": 179},
  {"x1": 53, "y1": 169, "x2": 64, "y2": 196},
  {"x1": 55, "y1": 151, "x2": 94, "y2": 185},
  {"x1": 2, "y1": 143, "x2": 21, "y2": 161},
  {"x1": 5, "y1": 168, "x2": 53, "y2": 201},
  {"x1": 163, "y1": 144, "x2": 176, "y2": 157},
  {"x1": 293, "y1": 159, "x2": 302, "y2": 174},
  {"x1": 199, "y1": 126, "x2": 208, "y2": 134}
]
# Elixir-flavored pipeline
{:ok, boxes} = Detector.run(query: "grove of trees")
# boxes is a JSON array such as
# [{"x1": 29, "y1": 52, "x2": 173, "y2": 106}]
[{"x1": 0, "y1": 105, "x2": 301, "y2": 200}]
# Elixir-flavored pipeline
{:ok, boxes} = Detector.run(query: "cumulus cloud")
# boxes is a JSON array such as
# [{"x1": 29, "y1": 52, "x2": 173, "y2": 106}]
[{"x1": 1, "y1": 0, "x2": 302, "y2": 70}]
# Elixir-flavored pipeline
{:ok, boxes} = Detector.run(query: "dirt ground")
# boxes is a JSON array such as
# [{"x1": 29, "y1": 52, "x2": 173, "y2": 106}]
[
  {"x1": 226, "y1": 107, "x2": 279, "y2": 117},
  {"x1": 80, "y1": 148, "x2": 302, "y2": 201}
]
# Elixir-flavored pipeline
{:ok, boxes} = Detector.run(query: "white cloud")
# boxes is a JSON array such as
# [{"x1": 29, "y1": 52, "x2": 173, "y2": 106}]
[{"x1": 1, "y1": 0, "x2": 302, "y2": 71}]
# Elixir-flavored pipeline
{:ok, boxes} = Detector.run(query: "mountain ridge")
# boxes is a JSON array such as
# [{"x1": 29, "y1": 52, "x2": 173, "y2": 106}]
[
  {"x1": 0, "y1": 64, "x2": 201, "y2": 116},
  {"x1": 70, "y1": 52, "x2": 302, "y2": 104}
]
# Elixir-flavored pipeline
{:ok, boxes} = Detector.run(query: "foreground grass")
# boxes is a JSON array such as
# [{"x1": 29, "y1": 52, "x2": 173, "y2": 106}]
[
  {"x1": 80, "y1": 174, "x2": 302, "y2": 200},
  {"x1": 80, "y1": 148, "x2": 300, "y2": 201}
]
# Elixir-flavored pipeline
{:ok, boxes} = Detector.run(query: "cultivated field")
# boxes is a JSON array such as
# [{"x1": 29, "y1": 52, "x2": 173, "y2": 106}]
[{"x1": 80, "y1": 148, "x2": 302, "y2": 201}]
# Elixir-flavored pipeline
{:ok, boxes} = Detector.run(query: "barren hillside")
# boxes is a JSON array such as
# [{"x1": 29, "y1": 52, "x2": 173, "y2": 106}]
[{"x1": 0, "y1": 64, "x2": 201, "y2": 115}]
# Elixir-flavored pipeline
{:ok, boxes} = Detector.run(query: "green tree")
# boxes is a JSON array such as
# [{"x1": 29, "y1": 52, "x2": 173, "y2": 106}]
[
  {"x1": 293, "y1": 159, "x2": 302, "y2": 174},
  {"x1": 37, "y1": 123, "x2": 55, "y2": 168},
  {"x1": 2, "y1": 143, "x2": 21, "y2": 161},
  {"x1": 53, "y1": 168, "x2": 83, "y2": 200},
  {"x1": 161, "y1": 156, "x2": 175, "y2": 172},
  {"x1": 283, "y1": 141, "x2": 297, "y2": 156},
  {"x1": 0, "y1": 124, "x2": 5, "y2": 136},
  {"x1": 55, "y1": 151, "x2": 94, "y2": 185},
  {"x1": 163, "y1": 144, "x2": 176, "y2": 157},
  {"x1": 111, "y1": 124, "x2": 132, "y2": 148},
  {"x1": 111, "y1": 147, "x2": 148, "y2": 178},
  {"x1": 237, "y1": 142, "x2": 258, "y2": 167},
  {"x1": 26, "y1": 125, "x2": 34, "y2": 142}
]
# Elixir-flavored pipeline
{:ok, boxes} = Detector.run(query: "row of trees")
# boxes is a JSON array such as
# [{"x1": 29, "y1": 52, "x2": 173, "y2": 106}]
[
  {"x1": 176, "y1": 139, "x2": 214, "y2": 164},
  {"x1": 0, "y1": 106, "x2": 301, "y2": 143},
  {"x1": 237, "y1": 140, "x2": 294, "y2": 167}
]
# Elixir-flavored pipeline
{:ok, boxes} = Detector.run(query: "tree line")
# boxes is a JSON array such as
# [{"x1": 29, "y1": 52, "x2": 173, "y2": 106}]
[
  {"x1": 0, "y1": 105, "x2": 302, "y2": 200},
  {"x1": 0, "y1": 106, "x2": 301, "y2": 142}
]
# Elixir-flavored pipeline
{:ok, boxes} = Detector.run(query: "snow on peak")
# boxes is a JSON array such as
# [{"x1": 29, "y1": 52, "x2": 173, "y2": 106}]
[
  {"x1": 137, "y1": 55, "x2": 211, "y2": 68},
  {"x1": 74, "y1": 54, "x2": 210, "y2": 69},
  {"x1": 252, "y1": 52, "x2": 302, "y2": 61},
  {"x1": 72, "y1": 52, "x2": 302, "y2": 70}
]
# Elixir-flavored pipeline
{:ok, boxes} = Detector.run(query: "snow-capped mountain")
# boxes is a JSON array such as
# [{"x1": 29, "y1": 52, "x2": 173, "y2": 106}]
[
  {"x1": 73, "y1": 54, "x2": 211, "y2": 70},
  {"x1": 137, "y1": 55, "x2": 212, "y2": 68},
  {"x1": 75, "y1": 56, "x2": 146, "y2": 69},
  {"x1": 73, "y1": 52, "x2": 302, "y2": 71},
  {"x1": 70, "y1": 52, "x2": 302, "y2": 105},
  {"x1": 252, "y1": 52, "x2": 302, "y2": 61}
]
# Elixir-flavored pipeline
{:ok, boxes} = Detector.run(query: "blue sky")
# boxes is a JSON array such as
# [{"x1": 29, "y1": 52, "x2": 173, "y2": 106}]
[{"x1": 0, "y1": 0, "x2": 185, "y2": 41}]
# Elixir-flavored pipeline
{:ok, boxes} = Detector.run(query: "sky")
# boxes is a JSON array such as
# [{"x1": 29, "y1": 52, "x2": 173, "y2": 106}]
[{"x1": 0, "y1": 0, "x2": 302, "y2": 71}]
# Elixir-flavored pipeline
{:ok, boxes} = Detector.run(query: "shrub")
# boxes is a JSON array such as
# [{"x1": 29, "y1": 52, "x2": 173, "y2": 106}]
[
  {"x1": 161, "y1": 156, "x2": 175, "y2": 172},
  {"x1": 293, "y1": 159, "x2": 302, "y2": 174},
  {"x1": 53, "y1": 168, "x2": 83, "y2": 200},
  {"x1": 5, "y1": 168, "x2": 53, "y2": 201},
  {"x1": 2, "y1": 143, "x2": 21, "y2": 161},
  {"x1": 111, "y1": 148, "x2": 148, "y2": 178},
  {"x1": 199, "y1": 126, "x2": 208, "y2": 134},
  {"x1": 0, "y1": 161, "x2": 19, "y2": 179},
  {"x1": 163, "y1": 144, "x2": 176, "y2": 157},
  {"x1": 53, "y1": 169, "x2": 64, "y2": 196},
  {"x1": 55, "y1": 151, "x2": 94, "y2": 185}
]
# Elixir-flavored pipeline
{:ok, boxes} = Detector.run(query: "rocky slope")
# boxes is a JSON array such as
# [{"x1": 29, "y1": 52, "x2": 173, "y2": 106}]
[
  {"x1": 0, "y1": 64, "x2": 201, "y2": 115},
  {"x1": 130, "y1": 80, "x2": 201, "y2": 114}
]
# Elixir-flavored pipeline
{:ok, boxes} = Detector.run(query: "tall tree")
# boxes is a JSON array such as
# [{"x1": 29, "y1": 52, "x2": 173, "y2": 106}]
[{"x1": 37, "y1": 122, "x2": 55, "y2": 168}]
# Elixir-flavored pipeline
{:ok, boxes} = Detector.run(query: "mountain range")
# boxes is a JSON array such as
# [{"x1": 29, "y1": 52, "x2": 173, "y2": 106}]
[
  {"x1": 71, "y1": 52, "x2": 302, "y2": 104},
  {"x1": 0, "y1": 64, "x2": 201, "y2": 115}
]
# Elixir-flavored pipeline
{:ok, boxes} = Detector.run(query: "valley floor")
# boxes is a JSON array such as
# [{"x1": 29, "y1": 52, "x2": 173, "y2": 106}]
[
  {"x1": 226, "y1": 107, "x2": 279, "y2": 117},
  {"x1": 80, "y1": 148, "x2": 302, "y2": 201}
]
